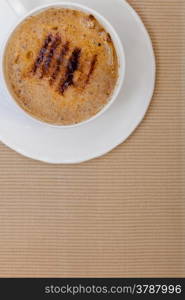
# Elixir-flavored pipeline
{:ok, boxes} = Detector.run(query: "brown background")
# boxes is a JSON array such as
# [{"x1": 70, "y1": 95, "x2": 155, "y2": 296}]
[{"x1": 0, "y1": 0, "x2": 185, "y2": 277}]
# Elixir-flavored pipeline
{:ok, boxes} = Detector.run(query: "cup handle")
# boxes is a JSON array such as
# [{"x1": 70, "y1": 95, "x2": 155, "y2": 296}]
[{"x1": 7, "y1": 0, "x2": 27, "y2": 17}]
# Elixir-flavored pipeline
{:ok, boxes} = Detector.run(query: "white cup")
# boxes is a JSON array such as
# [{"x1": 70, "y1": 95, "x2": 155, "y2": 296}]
[{"x1": 1, "y1": 1, "x2": 125, "y2": 127}]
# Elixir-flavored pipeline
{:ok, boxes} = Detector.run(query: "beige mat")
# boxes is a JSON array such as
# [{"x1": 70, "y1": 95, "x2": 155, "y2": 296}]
[{"x1": 0, "y1": 0, "x2": 185, "y2": 278}]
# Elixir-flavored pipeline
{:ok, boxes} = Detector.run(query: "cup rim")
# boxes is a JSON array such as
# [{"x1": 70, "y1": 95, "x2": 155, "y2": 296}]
[{"x1": 1, "y1": 1, "x2": 125, "y2": 128}]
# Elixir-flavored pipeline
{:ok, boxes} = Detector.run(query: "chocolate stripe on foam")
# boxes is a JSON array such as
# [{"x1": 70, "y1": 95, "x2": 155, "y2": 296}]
[
  {"x1": 49, "y1": 41, "x2": 69, "y2": 86},
  {"x1": 41, "y1": 33, "x2": 61, "y2": 78},
  {"x1": 32, "y1": 34, "x2": 53, "y2": 74},
  {"x1": 59, "y1": 48, "x2": 81, "y2": 94},
  {"x1": 85, "y1": 54, "x2": 97, "y2": 85}
]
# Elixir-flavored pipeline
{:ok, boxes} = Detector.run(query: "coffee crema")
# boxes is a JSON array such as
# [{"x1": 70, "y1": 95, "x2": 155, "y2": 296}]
[{"x1": 4, "y1": 8, "x2": 118, "y2": 125}]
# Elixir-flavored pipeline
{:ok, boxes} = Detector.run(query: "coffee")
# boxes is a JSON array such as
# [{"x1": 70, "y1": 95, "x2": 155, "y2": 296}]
[{"x1": 4, "y1": 8, "x2": 118, "y2": 125}]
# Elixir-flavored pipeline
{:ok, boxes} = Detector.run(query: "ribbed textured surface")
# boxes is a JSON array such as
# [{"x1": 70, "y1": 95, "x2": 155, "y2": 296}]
[{"x1": 0, "y1": 0, "x2": 185, "y2": 278}]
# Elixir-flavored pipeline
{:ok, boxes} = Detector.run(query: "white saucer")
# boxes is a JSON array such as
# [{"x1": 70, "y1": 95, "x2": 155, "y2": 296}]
[{"x1": 0, "y1": 0, "x2": 155, "y2": 164}]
